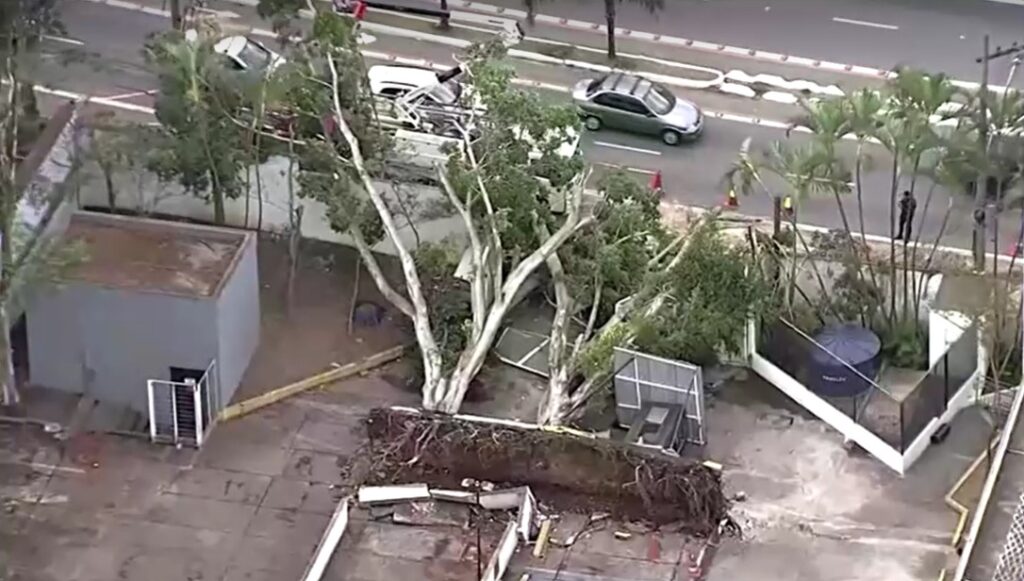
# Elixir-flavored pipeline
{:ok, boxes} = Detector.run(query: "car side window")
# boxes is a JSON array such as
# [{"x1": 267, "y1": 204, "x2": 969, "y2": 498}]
[
  {"x1": 592, "y1": 93, "x2": 618, "y2": 108},
  {"x1": 378, "y1": 87, "x2": 405, "y2": 98},
  {"x1": 618, "y1": 96, "x2": 650, "y2": 116},
  {"x1": 593, "y1": 93, "x2": 648, "y2": 116}
]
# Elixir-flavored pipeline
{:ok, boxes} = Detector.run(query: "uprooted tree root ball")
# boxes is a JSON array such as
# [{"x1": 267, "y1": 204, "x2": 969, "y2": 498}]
[{"x1": 358, "y1": 408, "x2": 731, "y2": 536}]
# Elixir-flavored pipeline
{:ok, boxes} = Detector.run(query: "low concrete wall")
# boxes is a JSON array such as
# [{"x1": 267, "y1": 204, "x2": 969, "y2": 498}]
[{"x1": 77, "y1": 155, "x2": 463, "y2": 257}]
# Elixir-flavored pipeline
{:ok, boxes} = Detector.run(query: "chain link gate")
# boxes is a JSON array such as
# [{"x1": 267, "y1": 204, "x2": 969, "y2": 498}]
[
  {"x1": 993, "y1": 491, "x2": 1024, "y2": 581},
  {"x1": 146, "y1": 361, "x2": 219, "y2": 447}
]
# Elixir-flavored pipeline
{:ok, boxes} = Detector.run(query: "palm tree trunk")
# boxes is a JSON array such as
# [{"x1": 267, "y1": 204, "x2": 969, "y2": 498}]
[
  {"x1": 439, "y1": 0, "x2": 450, "y2": 28},
  {"x1": 854, "y1": 149, "x2": 884, "y2": 322},
  {"x1": 887, "y1": 155, "x2": 899, "y2": 326},
  {"x1": 604, "y1": 0, "x2": 616, "y2": 60}
]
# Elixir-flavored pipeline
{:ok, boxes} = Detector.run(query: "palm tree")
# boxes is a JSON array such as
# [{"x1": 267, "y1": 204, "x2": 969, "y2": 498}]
[
  {"x1": 874, "y1": 69, "x2": 955, "y2": 325},
  {"x1": 604, "y1": 0, "x2": 663, "y2": 60},
  {"x1": 725, "y1": 138, "x2": 850, "y2": 318}
]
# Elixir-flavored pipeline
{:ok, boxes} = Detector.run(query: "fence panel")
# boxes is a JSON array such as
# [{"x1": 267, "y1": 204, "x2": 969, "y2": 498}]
[
  {"x1": 899, "y1": 363, "x2": 947, "y2": 450},
  {"x1": 759, "y1": 320, "x2": 902, "y2": 450}
]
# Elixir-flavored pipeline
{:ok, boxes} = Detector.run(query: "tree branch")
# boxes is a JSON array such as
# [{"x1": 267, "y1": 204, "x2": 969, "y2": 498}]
[
  {"x1": 324, "y1": 51, "x2": 444, "y2": 397},
  {"x1": 438, "y1": 164, "x2": 486, "y2": 338},
  {"x1": 348, "y1": 225, "x2": 414, "y2": 318}
]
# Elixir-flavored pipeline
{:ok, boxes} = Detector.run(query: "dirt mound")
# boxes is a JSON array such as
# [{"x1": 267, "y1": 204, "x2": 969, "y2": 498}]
[{"x1": 360, "y1": 408, "x2": 729, "y2": 535}]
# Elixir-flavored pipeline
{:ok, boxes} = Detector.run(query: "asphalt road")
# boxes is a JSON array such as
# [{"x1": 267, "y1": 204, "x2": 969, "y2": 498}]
[
  {"x1": 47, "y1": 0, "x2": 1024, "y2": 253},
  {"x1": 487, "y1": 0, "x2": 1024, "y2": 85}
]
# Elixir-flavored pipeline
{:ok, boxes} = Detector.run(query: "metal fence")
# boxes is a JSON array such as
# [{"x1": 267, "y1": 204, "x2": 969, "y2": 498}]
[
  {"x1": 613, "y1": 347, "x2": 706, "y2": 447},
  {"x1": 759, "y1": 319, "x2": 977, "y2": 452},
  {"x1": 993, "y1": 491, "x2": 1024, "y2": 581},
  {"x1": 146, "y1": 360, "x2": 219, "y2": 447}
]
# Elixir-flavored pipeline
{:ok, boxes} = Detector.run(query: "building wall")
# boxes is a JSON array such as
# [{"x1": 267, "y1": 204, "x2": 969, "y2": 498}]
[
  {"x1": 27, "y1": 283, "x2": 219, "y2": 413},
  {"x1": 75, "y1": 155, "x2": 465, "y2": 257},
  {"x1": 214, "y1": 233, "x2": 261, "y2": 408}
]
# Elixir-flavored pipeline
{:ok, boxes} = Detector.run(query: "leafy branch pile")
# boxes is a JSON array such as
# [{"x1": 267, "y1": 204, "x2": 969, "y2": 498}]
[{"x1": 361, "y1": 407, "x2": 730, "y2": 534}]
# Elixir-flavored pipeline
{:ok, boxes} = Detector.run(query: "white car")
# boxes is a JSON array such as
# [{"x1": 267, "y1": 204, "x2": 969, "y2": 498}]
[
  {"x1": 367, "y1": 64, "x2": 464, "y2": 106},
  {"x1": 211, "y1": 35, "x2": 286, "y2": 74}
]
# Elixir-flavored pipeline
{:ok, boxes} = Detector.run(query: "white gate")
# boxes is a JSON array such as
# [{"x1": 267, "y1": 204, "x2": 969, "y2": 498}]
[{"x1": 146, "y1": 361, "x2": 219, "y2": 447}]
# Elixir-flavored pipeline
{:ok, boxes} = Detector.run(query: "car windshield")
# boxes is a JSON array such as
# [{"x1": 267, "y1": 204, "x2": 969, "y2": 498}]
[
  {"x1": 236, "y1": 39, "x2": 273, "y2": 70},
  {"x1": 585, "y1": 76, "x2": 605, "y2": 95},
  {"x1": 641, "y1": 83, "x2": 676, "y2": 115}
]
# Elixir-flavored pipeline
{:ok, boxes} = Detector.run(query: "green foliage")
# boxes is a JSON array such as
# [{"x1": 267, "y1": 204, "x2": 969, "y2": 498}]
[
  {"x1": 414, "y1": 241, "x2": 471, "y2": 373},
  {"x1": 577, "y1": 321, "x2": 630, "y2": 379},
  {"x1": 444, "y1": 40, "x2": 585, "y2": 261},
  {"x1": 0, "y1": 0, "x2": 64, "y2": 63},
  {"x1": 559, "y1": 170, "x2": 665, "y2": 321},
  {"x1": 145, "y1": 28, "x2": 252, "y2": 222},
  {"x1": 633, "y1": 223, "x2": 771, "y2": 367},
  {"x1": 880, "y1": 319, "x2": 927, "y2": 370}
]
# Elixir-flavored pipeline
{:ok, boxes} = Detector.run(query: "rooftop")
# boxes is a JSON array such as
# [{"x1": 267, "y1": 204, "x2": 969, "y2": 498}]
[{"x1": 62, "y1": 212, "x2": 249, "y2": 298}]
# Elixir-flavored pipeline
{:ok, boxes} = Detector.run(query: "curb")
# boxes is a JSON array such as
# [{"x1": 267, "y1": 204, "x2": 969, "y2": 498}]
[
  {"x1": 454, "y1": 0, "x2": 895, "y2": 80},
  {"x1": 453, "y1": 0, "x2": 1019, "y2": 95},
  {"x1": 218, "y1": 344, "x2": 407, "y2": 421},
  {"x1": 667, "y1": 201, "x2": 1020, "y2": 265}
]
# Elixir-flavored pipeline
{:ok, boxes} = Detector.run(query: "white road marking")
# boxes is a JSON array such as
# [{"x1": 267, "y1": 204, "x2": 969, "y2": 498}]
[
  {"x1": 43, "y1": 35, "x2": 85, "y2": 46},
  {"x1": 831, "y1": 17, "x2": 899, "y2": 31},
  {"x1": 593, "y1": 141, "x2": 662, "y2": 156},
  {"x1": 101, "y1": 89, "x2": 156, "y2": 101},
  {"x1": 0, "y1": 460, "x2": 86, "y2": 475}
]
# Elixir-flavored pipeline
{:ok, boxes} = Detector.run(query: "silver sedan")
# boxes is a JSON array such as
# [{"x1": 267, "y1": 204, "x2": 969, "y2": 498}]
[{"x1": 572, "y1": 73, "x2": 703, "y2": 146}]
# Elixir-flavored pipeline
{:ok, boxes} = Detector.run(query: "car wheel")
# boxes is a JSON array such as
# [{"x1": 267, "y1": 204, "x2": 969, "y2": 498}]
[
  {"x1": 584, "y1": 116, "x2": 602, "y2": 131},
  {"x1": 661, "y1": 129, "x2": 681, "y2": 146}
]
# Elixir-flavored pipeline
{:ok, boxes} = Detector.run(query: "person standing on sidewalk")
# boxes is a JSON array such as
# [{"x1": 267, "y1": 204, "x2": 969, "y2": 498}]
[{"x1": 895, "y1": 190, "x2": 917, "y2": 243}]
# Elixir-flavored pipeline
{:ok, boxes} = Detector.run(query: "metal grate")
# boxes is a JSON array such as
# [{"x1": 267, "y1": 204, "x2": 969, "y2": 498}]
[{"x1": 993, "y1": 491, "x2": 1024, "y2": 581}]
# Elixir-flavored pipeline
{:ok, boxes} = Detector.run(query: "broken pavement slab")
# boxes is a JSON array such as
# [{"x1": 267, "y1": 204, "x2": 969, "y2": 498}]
[
  {"x1": 357, "y1": 483, "x2": 430, "y2": 506},
  {"x1": 392, "y1": 500, "x2": 470, "y2": 527}
]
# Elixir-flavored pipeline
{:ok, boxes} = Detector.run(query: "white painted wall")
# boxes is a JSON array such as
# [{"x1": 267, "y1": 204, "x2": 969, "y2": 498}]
[
  {"x1": 749, "y1": 352, "x2": 905, "y2": 473},
  {"x1": 78, "y1": 155, "x2": 465, "y2": 256},
  {"x1": 929, "y1": 309, "x2": 971, "y2": 368}
]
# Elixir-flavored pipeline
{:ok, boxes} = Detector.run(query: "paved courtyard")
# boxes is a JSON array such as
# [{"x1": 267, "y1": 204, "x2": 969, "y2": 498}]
[
  {"x1": 1, "y1": 367, "x2": 994, "y2": 581},
  {"x1": 1, "y1": 372, "x2": 419, "y2": 581}
]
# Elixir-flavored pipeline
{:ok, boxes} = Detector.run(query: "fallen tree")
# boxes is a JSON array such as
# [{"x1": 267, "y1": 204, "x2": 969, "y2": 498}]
[{"x1": 358, "y1": 407, "x2": 730, "y2": 535}]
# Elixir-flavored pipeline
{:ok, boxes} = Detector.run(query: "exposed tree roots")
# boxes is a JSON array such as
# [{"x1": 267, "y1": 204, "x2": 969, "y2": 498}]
[{"x1": 357, "y1": 408, "x2": 731, "y2": 536}]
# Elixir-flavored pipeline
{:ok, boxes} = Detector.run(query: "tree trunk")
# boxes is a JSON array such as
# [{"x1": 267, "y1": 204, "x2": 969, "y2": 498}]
[
  {"x1": 103, "y1": 165, "x2": 117, "y2": 210},
  {"x1": 0, "y1": 68, "x2": 21, "y2": 408},
  {"x1": 211, "y1": 186, "x2": 226, "y2": 224},
  {"x1": 439, "y1": 0, "x2": 450, "y2": 28},
  {"x1": 325, "y1": 56, "x2": 445, "y2": 399},
  {"x1": 170, "y1": 0, "x2": 183, "y2": 30},
  {"x1": 887, "y1": 156, "x2": 899, "y2": 326},
  {"x1": 604, "y1": 0, "x2": 616, "y2": 60},
  {"x1": 854, "y1": 145, "x2": 883, "y2": 320},
  {"x1": 525, "y1": 0, "x2": 536, "y2": 26},
  {"x1": 537, "y1": 224, "x2": 573, "y2": 424},
  {"x1": 285, "y1": 129, "x2": 300, "y2": 315},
  {"x1": 287, "y1": 207, "x2": 303, "y2": 315}
]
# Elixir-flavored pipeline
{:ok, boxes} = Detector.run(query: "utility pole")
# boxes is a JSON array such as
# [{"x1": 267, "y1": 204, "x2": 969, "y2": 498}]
[
  {"x1": 169, "y1": 0, "x2": 183, "y2": 30},
  {"x1": 974, "y1": 37, "x2": 1024, "y2": 270}
]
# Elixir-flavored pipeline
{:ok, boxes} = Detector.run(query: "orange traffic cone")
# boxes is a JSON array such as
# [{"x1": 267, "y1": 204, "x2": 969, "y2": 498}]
[
  {"x1": 649, "y1": 170, "x2": 663, "y2": 192},
  {"x1": 725, "y1": 188, "x2": 739, "y2": 208}
]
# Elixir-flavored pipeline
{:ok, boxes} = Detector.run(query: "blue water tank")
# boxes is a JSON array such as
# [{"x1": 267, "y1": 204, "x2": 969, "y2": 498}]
[{"x1": 808, "y1": 324, "x2": 881, "y2": 398}]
